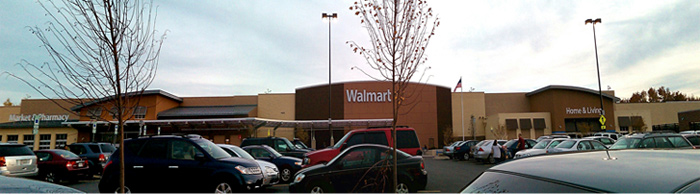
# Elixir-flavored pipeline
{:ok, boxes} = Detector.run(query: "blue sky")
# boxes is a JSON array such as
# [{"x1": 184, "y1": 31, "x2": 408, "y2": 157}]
[{"x1": 1, "y1": 0, "x2": 699, "y2": 104}]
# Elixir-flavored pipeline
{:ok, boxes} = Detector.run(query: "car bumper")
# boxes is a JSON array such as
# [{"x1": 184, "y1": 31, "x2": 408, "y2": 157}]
[
  {"x1": 262, "y1": 173, "x2": 280, "y2": 187},
  {"x1": 242, "y1": 174, "x2": 266, "y2": 190},
  {"x1": 0, "y1": 168, "x2": 39, "y2": 177},
  {"x1": 415, "y1": 169, "x2": 428, "y2": 190},
  {"x1": 473, "y1": 151, "x2": 490, "y2": 159}
]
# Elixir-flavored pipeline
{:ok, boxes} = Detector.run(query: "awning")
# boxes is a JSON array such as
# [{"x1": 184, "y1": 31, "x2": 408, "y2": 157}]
[{"x1": 62, "y1": 118, "x2": 394, "y2": 129}]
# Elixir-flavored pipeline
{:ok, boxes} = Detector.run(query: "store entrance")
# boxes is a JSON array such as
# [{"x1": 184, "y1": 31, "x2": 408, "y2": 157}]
[{"x1": 565, "y1": 118, "x2": 603, "y2": 134}]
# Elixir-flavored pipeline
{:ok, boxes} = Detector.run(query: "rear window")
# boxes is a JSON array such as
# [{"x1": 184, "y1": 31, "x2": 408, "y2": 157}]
[
  {"x1": 88, "y1": 145, "x2": 100, "y2": 153},
  {"x1": 461, "y1": 171, "x2": 597, "y2": 193},
  {"x1": 668, "y1": 136, "x2": 691, "y2": 148},
  {"x1": 0, "y1": 145, "x2": 35, "y2": 156},
  {"x1": 53, "y1": 150, "x2": 80, "y2": 159},
  {"x1": 609, "y1": 138, "x2": 641, "y2": 149},
  {"x1": 685, "y1": 136, "x2": 700, "y2": 146},
  {"x1": 100, "y1": 144, "x2": 116, "y2": 153},
  {"x1": 397, "y1": 130, "x2": 419, "y2": 149}
]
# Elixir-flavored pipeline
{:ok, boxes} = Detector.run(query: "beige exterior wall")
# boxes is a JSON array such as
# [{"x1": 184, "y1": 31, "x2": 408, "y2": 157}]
[
  {"x1": 483, "y1": 112, "x2": 551, "y2": 140},
  {"x1": 484, "y1": 93, "x2": 530, "y2": 116},
  {"x1": 614, "y1": 101, "x2": 700, "y2": 132},
  {"x1": 0, "y1": 128, "x2": 78, "y2": 150},
  {"x1": 0, "y1": 106, "x2": 21, "y2": 123},
  {"x1": 257, "y1": 93, "x2": 296, "y2": 139},
  {"x1": 451, "y1": 92, "x2": 486, "y2": 139}
]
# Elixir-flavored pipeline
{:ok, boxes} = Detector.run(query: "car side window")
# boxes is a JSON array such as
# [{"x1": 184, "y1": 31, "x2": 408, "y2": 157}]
[
  {"x1": 640, "y1": 138, "x2": 655, "y2": 148},
  {"x1": 36, "y1": 152, "x2": 51, "y2": 161},
  {"x1": 654, "y1": 137, "x2": 673, "y2": 148},
  {"x1": 601, "y1": 138, "x2": 613, "y2": 144},
  {"x1": 591, "y1": 141, "x2": 607, "y2": 150},
  {"x1": 686, "y1": 136, "x2": 700, "y2": 145},
  {"x1": 275, "y1": 139, "x2": 288, "y2": 152},
  {"x1": 169, "y1": 140, "x2": 198, "y2": 160},
  {"x1": 250, "y1": 148, "x2": 271, "y2": 158},
  {"x1": 138, "y1": 139, "x2": 168, "y2": 159},
  {"x1": 339, "y1": 148, "x2": 376, "y2": 169},
  {"x1": 88, "y1": 145, "x2": 101, "y2": 153},
  {"x1": 69, "y1": 145, "x2": 87, "y2": 155},
  {"x1": 668, "y1": 136, "x2": 691, "y2": 147},
  {"x1": 346, "y1": 133, "x2": 364, "y2": 147},
  {"x1": 364, "y1": 132, "x2": 389, "y2": 146}
]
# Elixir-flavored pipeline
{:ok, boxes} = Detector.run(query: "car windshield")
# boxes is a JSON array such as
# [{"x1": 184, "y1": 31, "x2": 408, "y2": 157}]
[
  {"x1": 294, "y1": 141, "x2": 309, "y2": 149},
  {"x1": 266, "y1": 147, "x2": 283, "y2": 158},
  {"x1": 333, "y1": 132, "x2": 352, "y2": 149},
  {"x1": 53, "y1": 150, "x2": 80, "y2": 159},
  {"x1": 533, "y1": 140, "x2": 550, "y2": 149},
  {"x1": 194, "y1": 139, "x2": 231, "y2": 159},
  {"x1": 609, "y1": 138, "x2": 641, "y2": 149},
  {"x1": 555, "y1": 140, "x2": 577, "y2": 149},
  {"x1": 229, "y1": 146, "x2": 255, "y2": 160}
]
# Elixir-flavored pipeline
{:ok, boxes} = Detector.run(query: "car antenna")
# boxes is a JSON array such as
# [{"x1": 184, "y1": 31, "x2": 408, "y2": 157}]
[{"x1": 603, "y1": 149, "x2": 617, "y2": 161}]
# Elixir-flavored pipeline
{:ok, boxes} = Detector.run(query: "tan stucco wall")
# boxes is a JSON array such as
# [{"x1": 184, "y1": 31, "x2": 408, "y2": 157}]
[
  {"x1": 614, "y1": 101, "x2": 700, "y2": 131},
  {"x1": 484, "y1": 93, "x2": 530, "y2": 116},
  {"x1": 0, "y1": 106, "x2": 21, "y2": 123},
  {"x1": 451, "y1": 92, "x2": 486, "y2": 139},
  {"x1": 0, "y1": 128, "x2": 78, "y2": 150},
  {"x1": 258, "y1": 94, "x2": 295, "y2": 120}
]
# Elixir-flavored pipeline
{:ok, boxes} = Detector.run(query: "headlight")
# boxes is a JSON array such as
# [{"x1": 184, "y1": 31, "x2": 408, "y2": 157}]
[
  {"x1": 293, "y1": 173, "x2": 305, "y2": 183},
  {"x1": 294, "y1": 161, "x2": 302, "y2": 166},
  {"x1": 303, "y1": 158, "x2": 310, "y2": 165},
  {"x1": 235, "y1": 165, "x2": 262, "y2": 175},
  {"x1": 265, "y1": 166, "x2": 277, "y2": 174}
]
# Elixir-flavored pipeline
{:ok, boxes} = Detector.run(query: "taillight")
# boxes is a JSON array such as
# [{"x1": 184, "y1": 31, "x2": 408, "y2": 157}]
[
  {"x1": 99, "y1": 154, "x2": 106, "y2": 162},
  {"x1": 446, "y1": 148, "x2": 450, "y2": 151},
  {"x1": 456, "y1": 147, "x2": 461, "y2": 150},
  {"x1": 66, "y1": 161, "x2": 76, "y2": 169},
  {"x1": 0, "y1": 157, "x2": 5, "y2": 167},
  {"x1": 478, "y1": 148, "x2": 484, "y2": 152},
  {"x1": 421, "y1": 161, "x2": 424, "y2": 170}
]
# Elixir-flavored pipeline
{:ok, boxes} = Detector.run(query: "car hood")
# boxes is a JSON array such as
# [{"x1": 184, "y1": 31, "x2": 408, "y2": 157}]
[
  {"x1": 256, "y1": 160, "x2": 277, "y2": 169},
  {"x1": 0, "y1": 175, "x2": 85, "y2": 193},
  {"x1": 219, "y1": 157, "x2": 260, "y2": 167},
  {"x1": 278, "y1": 155, "x2": 303, "y2": 162},
  {"x1": 305, "y1": 147, "x2": 335, "y2": 156},
  {"x1": 296, "y1": 163, "x2": 326, "y2": 175}
]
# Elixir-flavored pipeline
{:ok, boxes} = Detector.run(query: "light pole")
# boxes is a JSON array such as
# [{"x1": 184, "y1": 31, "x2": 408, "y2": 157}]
[
  {"x1": 322, "y1": 13, "x2": 337, "y2": 146},
  {"x1": 585, "y1": 18, "x2": 605, "y2": 131}
]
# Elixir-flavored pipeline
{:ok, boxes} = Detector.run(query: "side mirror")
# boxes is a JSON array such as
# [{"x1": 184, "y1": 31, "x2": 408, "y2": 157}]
[{"x1": 194, "y1": 152, "x2": 206, "y2": 161}]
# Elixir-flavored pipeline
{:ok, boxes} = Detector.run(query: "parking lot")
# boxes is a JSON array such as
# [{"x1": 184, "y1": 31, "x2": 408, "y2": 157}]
[{"x1": 62, "y1": 154, "x2": 493, "y2": 193}]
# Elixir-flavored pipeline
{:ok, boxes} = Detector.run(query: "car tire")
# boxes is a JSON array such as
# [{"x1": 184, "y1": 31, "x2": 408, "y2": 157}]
[
  {"x1": 44, "y1": 172, "x2": 59, "y2": 183},
  {"x1": 280, "y1": 167, "x2": 293, "y2": 183},
  {"x1": 447, "y1": 155, "x2": 452, "y2": 160},
  {"x1": 213, "y1": 180, "x2": 235, "y2": 193},
  {"x1": 484, "y1": 154, "x2": 495, "y2": 164},
  {"x1": 309, "y1": 181, "x2": 331, "y2": 193},
  {"x1": 396, "y1": 178, "x2": 415, "y2": 193},
  {"x1": 463, "y1": 153, "x2": 470, "y2": 161},
  {"x1": 114, "y1": 186, "x2": 132, "y2": 194}
]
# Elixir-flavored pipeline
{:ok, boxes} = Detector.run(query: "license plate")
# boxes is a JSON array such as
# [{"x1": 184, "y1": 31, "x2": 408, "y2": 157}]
[
  {"x1": 78, "y1": 163, "x2": 84, "y2": 167},
  {"x1": 20, "y1": 159, "x2": 31, "y2": 165}
]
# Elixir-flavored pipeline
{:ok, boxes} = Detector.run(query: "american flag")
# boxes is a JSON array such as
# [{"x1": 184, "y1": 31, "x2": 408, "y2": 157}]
[{"x1": 454, "y1": 78, "x2": 462, "y2": 92}]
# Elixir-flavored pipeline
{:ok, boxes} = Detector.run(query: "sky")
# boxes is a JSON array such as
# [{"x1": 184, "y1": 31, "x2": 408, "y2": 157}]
[{"x1": 1, "y1": 0, "x2": 699, "y2": 104}]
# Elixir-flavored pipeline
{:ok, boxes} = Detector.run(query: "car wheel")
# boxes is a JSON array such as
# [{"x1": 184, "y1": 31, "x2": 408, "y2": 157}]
[
  {"x1": 214, "y1": 181, "x2": 234, "y2": 193},
  {"x1": 447, "y1": 155, "x2": 452, "y2": 159},
  {"x1": 484, "y1": 154, "x2": 495, "y2": 164},
  {"x1": 463, "y1": 153, "x2": 470, "y2": 161},
  {"x1": 44, "y1": 172, "x2": 59, "y2": 183},
  {"x1": 114, "y1": 186, "x2": 132, "y2": 194},
  {"x1": 280, "y1": 167, "x2": 292, "y2": 183},
  {"x1": 396, "y1": 179, "x2": 414, "y2": 193}
]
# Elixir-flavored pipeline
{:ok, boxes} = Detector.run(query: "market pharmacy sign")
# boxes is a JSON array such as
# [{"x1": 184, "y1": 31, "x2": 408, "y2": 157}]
[
  {"x1": 9, "y1": 114, "x2": 70, "y2": 122},
  {"x1": 346, "y1": 89, "x2": 392, "y2": 103}
]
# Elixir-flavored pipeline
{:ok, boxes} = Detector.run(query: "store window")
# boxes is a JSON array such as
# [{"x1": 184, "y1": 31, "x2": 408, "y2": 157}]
[
  {"x1": 39, "y1": 134, "x2": 52, "y2": 150},
  {"x1": 133, "y1": 106, "x2": 147, "y2": 119},
  {"x1": 88, "y1": 107, "x2": 103, "y2": 119},
  {"x1": 24, "y1": 135, "x2": 35, "y2": 147},
  {"x1": 7, "y1": 135, "x2": 18, "y2": 144},
  {"x1": 533, "y1": 118, "x2": 546, "y2": 130},
  {"x1": 56, "y1": 134, "x2": 68, "y2": 149}
]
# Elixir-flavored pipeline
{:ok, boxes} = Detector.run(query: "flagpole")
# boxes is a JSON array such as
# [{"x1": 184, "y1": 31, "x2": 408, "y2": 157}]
[{"x1": 460, "y1": 77, "x2": 464, "y2": 141}]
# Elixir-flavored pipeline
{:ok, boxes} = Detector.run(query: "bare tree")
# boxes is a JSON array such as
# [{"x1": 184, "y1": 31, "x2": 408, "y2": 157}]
[
  {"x1": 3, "y1": 98, "x2": 13, "y2": 106},
  {"x1": 2, "y1": 0, "x2": 164, "y2": 192},
  {"x1": 348, "y1": 0, "x2": 439, "y2": 191}
]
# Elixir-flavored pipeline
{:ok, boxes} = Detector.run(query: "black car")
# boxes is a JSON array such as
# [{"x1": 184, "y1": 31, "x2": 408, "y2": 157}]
[
  {"x1": 242, "y1": 145, "x2": 302, "y2": 183},
  {"x1": 240, "y1": 137, "x2": 309, "y2": 158},
  {"x1": 289, "y1": 144, "x2": 428, "y2": 193},
  {"x1": 461, "y1": 149, "x2": 700, "y2": 193},
  {"x1": 609, "y1": 133, "x2": 694, "y2": 149},
  {"x1": 292, "y1": 138, "x2": 315, "y2": 151},
  {"x1": 453, "y1": 140, "x2": 479, "y2": 160},
  {"x1": 0, "y1": 175, "x2": 84, "y2": 193},
  {"x1": 98, "y1": 134, "x2": 264, "y2": 193},
  {"x1": 502, "y1": 139, "x2": 537, "y2": 159},
  {"x1": 66, "y1": 142, "x2": 116, "y2": 176}
]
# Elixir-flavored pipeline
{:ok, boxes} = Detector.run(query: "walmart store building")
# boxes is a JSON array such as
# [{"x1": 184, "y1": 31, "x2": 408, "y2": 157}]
[{"x1": 2, "y1": 81, "x2": 700, "y2": 149}]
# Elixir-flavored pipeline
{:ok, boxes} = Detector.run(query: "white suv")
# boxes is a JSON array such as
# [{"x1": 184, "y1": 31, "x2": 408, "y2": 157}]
[{"x1": 0, "y1": 143, "x2": 38, "y2": 177}]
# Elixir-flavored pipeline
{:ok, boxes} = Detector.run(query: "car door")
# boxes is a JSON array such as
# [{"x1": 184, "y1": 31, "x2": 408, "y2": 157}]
[
  {"x1": 328, "y1": 147, "x2": 381, "y2": 192},
  {"x1": 166, "y1": 139, "x2": 211, "y2": 193},
  {"x1": 133, "y1": 139, "x2": 169, "y2": 192}
]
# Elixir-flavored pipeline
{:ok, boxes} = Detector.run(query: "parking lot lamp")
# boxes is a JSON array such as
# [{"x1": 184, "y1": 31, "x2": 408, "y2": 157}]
[
  {"x1": 585, "y1": 18, "x2": 605, "y2": 131},
  {"x1": 322, "y1": 13, "x2": 337, "y2": 146}
]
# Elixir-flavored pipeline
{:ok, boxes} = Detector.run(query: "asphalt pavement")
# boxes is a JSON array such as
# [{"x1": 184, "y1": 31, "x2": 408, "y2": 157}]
[{"x1": 64, "y1": 155, "x2": 493, "y2": 193}]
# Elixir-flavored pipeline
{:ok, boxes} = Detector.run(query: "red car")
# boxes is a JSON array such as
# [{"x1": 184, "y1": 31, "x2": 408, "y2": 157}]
[
  {"x1": 302, "y1": 126, "x2": 421, "y2": 168},
  {"x1": 34, "y1": 149, "x2": 89, "y2": 183}
]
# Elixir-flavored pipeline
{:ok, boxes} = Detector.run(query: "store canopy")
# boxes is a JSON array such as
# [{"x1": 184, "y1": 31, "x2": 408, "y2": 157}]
[{"x1": 63, "y1": 117, "x2": 394, "y2": 129}]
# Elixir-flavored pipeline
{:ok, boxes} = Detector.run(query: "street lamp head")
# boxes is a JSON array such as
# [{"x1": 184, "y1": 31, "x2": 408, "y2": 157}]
[
  {"x1": 322, "y1": 13, "x2": 338, "y2": 22},
  {"x1": 585, "y1": 18, "x2": 602, "y2": 25}
]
